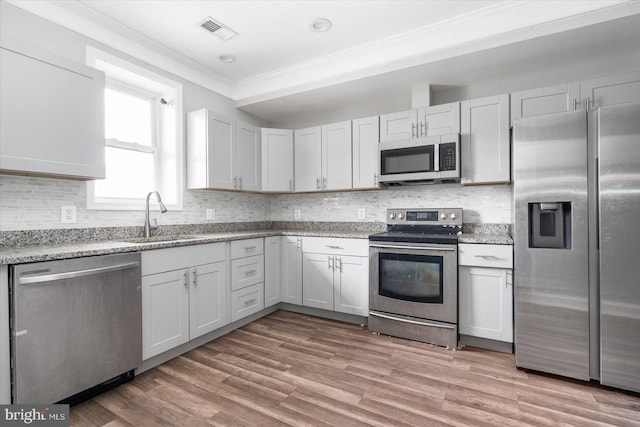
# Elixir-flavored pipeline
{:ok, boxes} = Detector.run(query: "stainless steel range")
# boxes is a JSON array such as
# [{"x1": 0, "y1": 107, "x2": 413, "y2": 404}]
[{"x1": 369, "y1": 208, "x2": 462, "y2": 348}]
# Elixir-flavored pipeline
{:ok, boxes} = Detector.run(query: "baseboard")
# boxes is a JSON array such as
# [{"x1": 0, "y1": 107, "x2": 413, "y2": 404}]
[{"x1": 459, "y1": 334, "x2": 514, "y2": 353}]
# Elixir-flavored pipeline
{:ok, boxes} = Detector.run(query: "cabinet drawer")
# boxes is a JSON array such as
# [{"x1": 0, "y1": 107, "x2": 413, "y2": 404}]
[
  {"x1": 301, "y1": 237, "x2": 368, "y2": 256},
  {"x1": 142, "y1": 242, "x2": 226, "y2": 275},
  {"x1": 230, "y1": 283, "x2": 264, "y2": 322},
  {"x1": 230, "y1": 238, "x2": 264, "y2": 259},
  {"x1": 231, "y1": 255, "x2": 264, "y2": 291},
  {"x1": 458, "y1": 244, "x2": 513, "y2": 269}
]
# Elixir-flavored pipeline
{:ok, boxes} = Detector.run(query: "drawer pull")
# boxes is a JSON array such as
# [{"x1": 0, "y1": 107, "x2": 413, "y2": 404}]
[
  {"x1": 326, "y1": 245, "x2": 344, "y2": 249},
  {"x1": 474, "y1": 255, "x2": 502, "y2": 260},
  {"x1": 245, "y1": 246, "x2": 257, "y2": 251},
  {"x1": 244, "y1": 298, "x2": 257, "y2": 306},
  {"x1": 245, "y1": 269, "x2": 257, "y2": 276}
]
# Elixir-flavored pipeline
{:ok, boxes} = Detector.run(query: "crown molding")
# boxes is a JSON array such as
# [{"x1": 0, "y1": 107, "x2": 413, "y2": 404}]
[{"x1": 6, "y1": 0, "x2": 639, "y2": 108}]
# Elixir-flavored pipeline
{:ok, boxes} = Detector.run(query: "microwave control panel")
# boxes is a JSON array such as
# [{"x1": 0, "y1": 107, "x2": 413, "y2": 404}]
[{"x1": 439, "y1": 142, "x2": 457, "y2": 171}]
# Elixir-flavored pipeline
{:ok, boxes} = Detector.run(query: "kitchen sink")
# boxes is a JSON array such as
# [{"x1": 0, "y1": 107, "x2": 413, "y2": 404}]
[{"x1": 119, "y1": 234, "x2": 202, "y2": 244}]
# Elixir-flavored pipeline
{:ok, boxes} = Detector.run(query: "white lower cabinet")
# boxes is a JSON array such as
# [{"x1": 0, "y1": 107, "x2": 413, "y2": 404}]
[
  {"x1": 141, "y1": 243, "x2": 228, "y2": 360},
  {"x1": 282, "y1": 236, "x2": 303, "y2": 305},
  {"x1": 458, "y1": 243, "x2": 513, "y2": 343},
  {"x1": 229, "y1": 239, "x2": 265, "y2": 321},
  {"x1": 264, "y1": 236, "x2": 282, "y2": 308},
  {"x1": 301, "y1": 237, "x2": 369, "y2": 316}
]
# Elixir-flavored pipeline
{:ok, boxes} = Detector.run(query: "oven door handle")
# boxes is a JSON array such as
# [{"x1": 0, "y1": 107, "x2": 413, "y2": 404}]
[
  {"x1": 369, "y1": 311, "x2": 456, "y2": 330},
  {"x1": 369, "y1": 243, "x2": 456, "y2": 252}
]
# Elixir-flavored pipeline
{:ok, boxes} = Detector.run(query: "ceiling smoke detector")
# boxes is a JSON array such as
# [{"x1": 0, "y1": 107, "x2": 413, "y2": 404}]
[
  {"x1": 199, "y1": 16, "x2": 238, "y2": 41},
  {"x1": 310, "y1": 18, "x2": 332, "y2": 33}
]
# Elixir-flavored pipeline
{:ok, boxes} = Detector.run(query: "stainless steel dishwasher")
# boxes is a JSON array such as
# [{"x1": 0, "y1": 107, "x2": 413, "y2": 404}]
[{"x1": 10, "y1": 252, "x2": 142, "y2": 404}]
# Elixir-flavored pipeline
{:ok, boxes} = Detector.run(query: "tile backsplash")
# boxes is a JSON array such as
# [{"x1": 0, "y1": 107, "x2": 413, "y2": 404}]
[{"x1": 0, "y1": 175, "x2": 512, "y2": 231}]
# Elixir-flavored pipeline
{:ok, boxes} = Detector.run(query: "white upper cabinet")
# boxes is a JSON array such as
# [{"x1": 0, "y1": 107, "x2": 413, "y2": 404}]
[
  {"x1": 322, "y1": 121, "x2": 352, "y2": 191},
  {"x1": 510, "y1": 82, "x2": 580, "y2": 123},
  {"x1": 294, "y1": 121, "x2": 352, "y2": 192},
  {"x1": 261, "y1": 128, "x2": 294, "y2": 192},
  {"x1": 235, "y1": 121, "x2": 261, "y2": 191},
  {"x1": 0, "y1": 37, "x2": 105, "y2": 180},
  {"x1": 461, "y1": 94, "x2": 510, "y2": 185},
  {"x1": 187, "y1": 109, "x2": 235, "y2": 190},
  {"x1": 380, "y1": 103, "x2": 460, "y2": 143},
  {"x1": 352, "y1": 116, "x2": 380, "y2": 189},
  {"x1": 580, "y1": 71, "x2": 640, "y2": 109},
  {"x1": 294, "y1": 126, "x2": 322, "y2": 192}
]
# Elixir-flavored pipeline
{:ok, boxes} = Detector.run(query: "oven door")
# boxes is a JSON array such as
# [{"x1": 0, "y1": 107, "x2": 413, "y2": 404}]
[{"x1": 369, "y1": 241, "x2": 457, "y2": 324}]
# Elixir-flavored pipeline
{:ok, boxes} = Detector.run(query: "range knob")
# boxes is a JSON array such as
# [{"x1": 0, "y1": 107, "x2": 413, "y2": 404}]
[
  {"x1": 450, "y1": 213, "x2": 457, "y2": 220},
  {"x1": 398, "y1": 213, "x2": 404, "y2": 220},
  {"x1": 440, "y1": 213, "x2": 447, "y2": 220},
  {"x1": 389, "y1": 212, "x2": 396, "y2": 220}
]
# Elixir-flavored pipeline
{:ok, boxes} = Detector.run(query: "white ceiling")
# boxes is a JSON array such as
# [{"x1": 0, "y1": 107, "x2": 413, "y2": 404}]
[{"x1": 6, "y1": 0, "x2": 640, "y2": 122}]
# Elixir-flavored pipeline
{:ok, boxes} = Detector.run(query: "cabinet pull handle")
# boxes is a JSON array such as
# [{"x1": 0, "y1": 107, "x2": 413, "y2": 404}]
[
  {"x1": 374, "y1": 172, "x2": 378, "y2": 186},
  {"x1": 245, "y1": 269, "x2": 257, "y2": 276},
  {"x1": 244, "y1": 298, "x2": 257, "y2": 306},
  {"x1": 336, "y1": 256, "x2": 342, "y2": 272},
  {"x1": 238, "y1": 176, "x2": 243, "y2": 189},
  {"x1": 183, "y1": 271, "x2": 188, "y2": 287},
  {"x1": 328, "y1": 256, "x2": 334, "y2": 270},
  {"x1": 326, "y1": 245, "x2": 343, "y2": 249},
  {"x1": 316, "y1": 177, "x2": 321, "y2": 190},
  {"x1": 192, "y1": 268, "x2": 197, "y2": 286},
  {"x1": 245, "y1": 246, "x2": 257, "y2": 251},
  {"x1": 233, "y1": 177, "x2": 238, "y2": 188},
  {"x1": 420, "y1": 122, "x2": 425, "y2": 137},
  {"x1": 573, "y1": 98, "x2": 577, "y2": 110},
  {"x1": 322, "y1": 177, "x2": 327, "y2": 189},
  {"x1": 411, "y1": 123, "x2": 416, "y2": 138},
  {"x1": 297, "y1": 237, "x2": 302, "y2": 251},
  {"x1": 474, "y1": 255, "x2": 501, "y2": 260}
]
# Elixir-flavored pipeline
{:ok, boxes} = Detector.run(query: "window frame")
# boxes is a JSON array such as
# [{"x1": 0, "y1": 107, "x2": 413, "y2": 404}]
[{"x1": 86, "y1": 46, "x2": 183, "y2": 211}]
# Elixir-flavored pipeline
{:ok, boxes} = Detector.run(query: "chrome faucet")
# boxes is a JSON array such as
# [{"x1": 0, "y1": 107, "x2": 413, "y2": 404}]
[{"x1": 144, "y1": 191, "x2": 168, "y2": 238}]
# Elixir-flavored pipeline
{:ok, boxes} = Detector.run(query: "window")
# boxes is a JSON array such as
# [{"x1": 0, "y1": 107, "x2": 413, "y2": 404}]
[{"x1": 86, "y1": 47, "x2": 183, "y2": 210}]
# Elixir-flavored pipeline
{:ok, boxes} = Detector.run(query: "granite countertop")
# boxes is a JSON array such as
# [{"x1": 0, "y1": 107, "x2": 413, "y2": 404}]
[
  {"x1": 0, "y1": 229, "x2": 374, "y2": 264},
  {"x1": 0, "y1": 222, "x2": 512, "y2": 264}
]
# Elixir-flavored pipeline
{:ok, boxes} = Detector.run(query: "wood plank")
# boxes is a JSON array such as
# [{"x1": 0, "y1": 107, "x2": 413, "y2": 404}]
[{"x1": 70, "y1": 310, "x2": 640, "y2": 426}]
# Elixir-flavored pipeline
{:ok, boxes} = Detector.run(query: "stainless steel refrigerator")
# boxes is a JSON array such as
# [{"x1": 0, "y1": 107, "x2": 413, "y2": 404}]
[{"x1": 513, "y1": 101, "x2": 640, "y2": 393}]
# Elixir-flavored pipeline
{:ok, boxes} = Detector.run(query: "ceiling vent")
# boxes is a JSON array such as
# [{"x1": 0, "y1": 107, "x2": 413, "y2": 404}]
[{"x1": 199, "y1": 17, "x2": 238, "y2": 41}]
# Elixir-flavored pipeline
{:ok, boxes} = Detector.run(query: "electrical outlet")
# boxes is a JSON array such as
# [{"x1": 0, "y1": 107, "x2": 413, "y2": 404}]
[
  {"x1": 357, "y1": 208, "x2": 366, "y2": 220},
  {"x1": 294, "y1": 209, "x2": 301, "y2": 220},
  {"x1": 206, "y1": 208, "x2": 216, "y2": 220},
  {"x1": 61, "y1": 206, "x2": 76, "y2": 224}
]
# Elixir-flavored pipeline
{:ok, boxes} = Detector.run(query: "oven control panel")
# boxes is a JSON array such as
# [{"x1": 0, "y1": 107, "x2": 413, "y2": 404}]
[{"x1": 386, "y1": 208, "x2": 463, "y2": 226}]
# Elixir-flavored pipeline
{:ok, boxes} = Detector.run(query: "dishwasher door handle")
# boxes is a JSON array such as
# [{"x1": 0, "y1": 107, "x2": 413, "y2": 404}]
[{"x1": 17, "y1": 262, "x2": 141, "y2": 285}]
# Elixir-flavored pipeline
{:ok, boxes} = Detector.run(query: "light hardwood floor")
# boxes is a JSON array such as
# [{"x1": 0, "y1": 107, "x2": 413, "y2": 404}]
[{"x1": 71, "y1": 310, "x2": 640, "y2": 426}]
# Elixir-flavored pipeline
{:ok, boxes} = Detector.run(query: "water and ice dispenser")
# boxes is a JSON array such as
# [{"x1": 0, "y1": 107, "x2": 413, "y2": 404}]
[{"x1": 528, "y1": 202, "x2": 572, "y2": 249}]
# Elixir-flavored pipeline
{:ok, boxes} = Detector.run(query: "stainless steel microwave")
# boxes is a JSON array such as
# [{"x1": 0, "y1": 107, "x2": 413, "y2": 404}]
[{"x1": 378, "y1": 133, "x2": 460, "y2": 185}]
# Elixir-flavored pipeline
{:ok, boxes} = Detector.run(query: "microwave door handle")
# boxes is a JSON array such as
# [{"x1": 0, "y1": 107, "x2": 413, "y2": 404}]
[{"x1": 434, "y1": 143, "x2": 440, "y2": 172}]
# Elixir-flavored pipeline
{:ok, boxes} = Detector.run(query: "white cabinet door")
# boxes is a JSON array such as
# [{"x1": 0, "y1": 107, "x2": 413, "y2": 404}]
[
  {"x1": 334, "y1": 256, "x2": 369, "y2": 316},
  {"x1": 352, "y1": 116, "x2": 380, "y2": 189},
  {"x1": 142, "y1": 269, "x2": 189, "y2": 360},
  {"x1": 294, "y1": 126, "x2": 322, "y2": 192},
  {"x1": 379, "y1": 109, "x2": 417, "y2": 142},
  {"x1": 581, "y1": 71, "x2": 640, "y2": 109},
  {"x1": 302, "y1": 253, "x2": 334, "y2": 310},
  {"x1": 187, "y1": 109, "x2": 235, "y2": 190},
  {"x1": 261, "y1": 128, "x2": 294, "y2": 192},
  {"x1": 322, "y1": 121, "x2": 352, "y2": 191},
  {"x1": 0, "y1": 38, "x2": 105, "y2": 179},
  {"x1": 264, "y1": 236, "x2": 282, "y2": 308},
  {"x1": 510, "y1": 82, "x2": 580, "y2": 124},
  {"x1": 461, "y1": 94, "x2": 510, "y2": 185},
  {"x1": 459, "y1": 266, "x2": 513, "y2": 343},
  {"x1": 282, "y1": 236, "x2": 303, "y2": 305},
  {"x1": 418, "y1": 102, "x2": 461, "y2": 137},
  {"x1": 236, "y1": 121, "x2": 261, "y2": 191},
  {"x1": 189, "y1": 262, "x2": 228, "y2": 339}
]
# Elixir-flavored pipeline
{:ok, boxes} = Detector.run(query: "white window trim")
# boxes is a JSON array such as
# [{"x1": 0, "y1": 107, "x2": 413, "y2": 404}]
[{"x1": 86, "y1": 46, "x2": 183, "y2": 211}]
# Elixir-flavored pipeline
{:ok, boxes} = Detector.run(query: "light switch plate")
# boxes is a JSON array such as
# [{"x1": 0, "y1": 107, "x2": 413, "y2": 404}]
[
  {"x1": 206, "y1": 209, "x2": 216, "y2": 220},
  {"x1": 61, "y1": 206, "x2": 76, "y2": 223},
  {"x1": 294, "y1": 209, "x2": 301, "y2": 220},
  {"x1": 357, "y1": 208, "x2": 366, "y2": 220}
]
